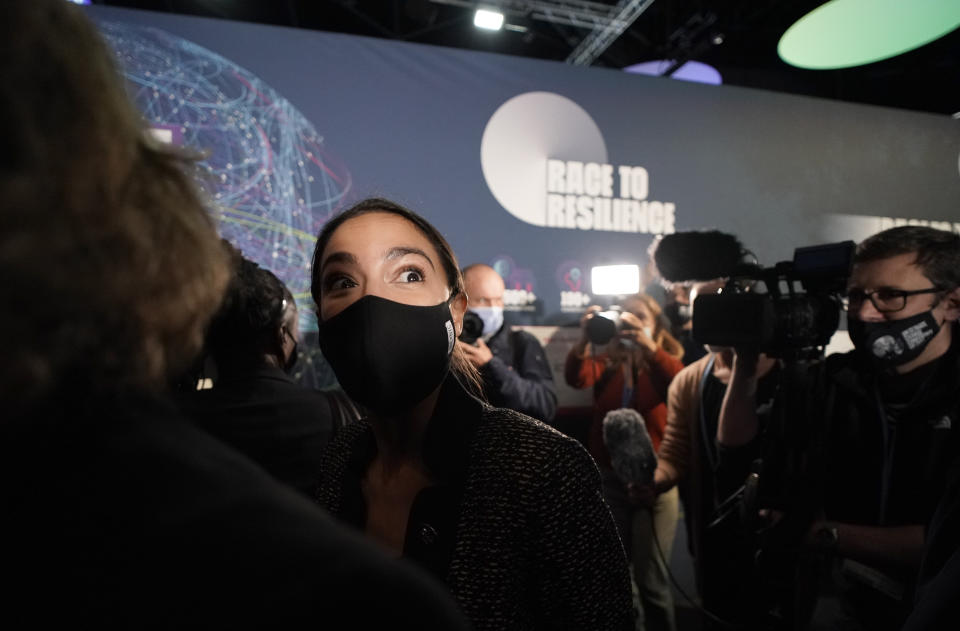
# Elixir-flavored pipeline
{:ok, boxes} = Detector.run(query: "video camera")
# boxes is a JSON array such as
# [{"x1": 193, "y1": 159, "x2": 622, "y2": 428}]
[
  {"x1": 655, "y1": 231, "x2": 855, "y2": 358},
  {"x1": 656, "y1": 231, "x2": 857, "y2": 625}
]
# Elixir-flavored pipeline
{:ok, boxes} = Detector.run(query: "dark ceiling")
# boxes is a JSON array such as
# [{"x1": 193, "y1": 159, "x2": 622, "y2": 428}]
[{"x1": 94, "y1": 0, "x2": 960, "y2": 116}]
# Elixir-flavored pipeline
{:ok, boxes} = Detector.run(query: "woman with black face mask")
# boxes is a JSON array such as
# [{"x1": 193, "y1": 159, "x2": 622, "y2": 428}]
[{"x1": 311, "y1": 198, "x2": 634, "y2": 630}]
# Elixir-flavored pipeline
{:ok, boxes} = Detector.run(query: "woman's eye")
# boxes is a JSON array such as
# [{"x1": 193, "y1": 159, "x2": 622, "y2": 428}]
[
  {"x1": 324, "y1": 275, "x2": 356, "y2": 291},
  {"x1": 398, "y1": 268, "x2": 424, "y2": 283}
]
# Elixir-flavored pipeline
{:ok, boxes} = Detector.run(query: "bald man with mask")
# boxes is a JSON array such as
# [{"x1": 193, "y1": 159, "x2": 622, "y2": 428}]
[{"x1": 459, "y1": 264, "x2": 557, "y2": 424}]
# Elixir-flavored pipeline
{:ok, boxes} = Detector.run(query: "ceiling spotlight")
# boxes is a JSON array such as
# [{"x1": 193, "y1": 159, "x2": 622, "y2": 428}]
[
  {"x1": 712, "y1": 33, "x2": 725, "y2": 45},
  {"x1": 474, "y1": 9, "x2": 505, "y2": 31}
]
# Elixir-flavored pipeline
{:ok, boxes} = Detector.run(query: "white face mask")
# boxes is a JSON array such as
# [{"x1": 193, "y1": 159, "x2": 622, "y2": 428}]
[{"x1": 471, "y1": 306, "x2": 504, "y2": 340}]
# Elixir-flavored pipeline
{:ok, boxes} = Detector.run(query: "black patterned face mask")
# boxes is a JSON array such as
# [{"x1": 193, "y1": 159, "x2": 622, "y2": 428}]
[
  {"x1": 319, "y1": 295, "x2": 456, "y2": 415},
  {"x1": 847, "y1": 309, "x2": 941, "y2": 368}
]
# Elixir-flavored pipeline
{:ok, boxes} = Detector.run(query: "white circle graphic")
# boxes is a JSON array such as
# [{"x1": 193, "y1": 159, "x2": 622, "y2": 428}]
[{"x1": 480, "y1": 92, "x2": 608, "y2": 226}]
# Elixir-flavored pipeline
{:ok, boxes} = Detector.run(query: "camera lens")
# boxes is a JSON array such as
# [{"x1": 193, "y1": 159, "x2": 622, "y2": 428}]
[
  {"x1": 459, "y1": 311, "x2": 484, "y2": 344},
  {"x1": 586, "y1": 312, "x2": 618, "y2": 345}
]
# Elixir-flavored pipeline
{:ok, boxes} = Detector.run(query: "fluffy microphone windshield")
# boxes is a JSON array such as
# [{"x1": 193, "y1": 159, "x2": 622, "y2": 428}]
[
  {"x1": 602, "y1": 408, "x2": 657, "y2": 487},
  {"x1": 653, "y1": 230, "x2": 745, "y2": 283}
]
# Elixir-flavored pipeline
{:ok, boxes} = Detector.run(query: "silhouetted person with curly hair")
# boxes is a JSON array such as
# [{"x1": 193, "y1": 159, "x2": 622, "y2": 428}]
[
  {"x1": 0, "y1": 2, "x2": 466, "y2": 628},
  {"x1": 179, "y1": 251, "x2": 336, "y2": 495}
]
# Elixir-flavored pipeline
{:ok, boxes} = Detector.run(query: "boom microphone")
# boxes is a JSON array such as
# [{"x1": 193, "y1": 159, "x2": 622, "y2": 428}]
[
  {"x1": 653, "y1": 230, "x2": 746, "y2": 283},
  {"x1": 602, "y1": 408, "x2": 657, "y2": 487}
]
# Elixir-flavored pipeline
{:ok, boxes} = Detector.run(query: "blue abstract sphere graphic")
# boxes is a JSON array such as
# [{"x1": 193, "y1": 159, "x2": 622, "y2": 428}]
[{"x1": 98, "y1": 22, "x2": 351, "y2": 332}]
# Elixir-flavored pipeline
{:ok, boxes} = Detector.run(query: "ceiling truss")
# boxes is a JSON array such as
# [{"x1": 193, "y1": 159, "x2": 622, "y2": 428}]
[{"x1": 428, "y1": 0, "x2": 656, "y2": 65}]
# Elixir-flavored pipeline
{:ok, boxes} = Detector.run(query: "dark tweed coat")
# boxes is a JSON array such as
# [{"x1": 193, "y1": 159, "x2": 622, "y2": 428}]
[{"x1": 314, "y1": 376, "x2": 634, "y2": 630}]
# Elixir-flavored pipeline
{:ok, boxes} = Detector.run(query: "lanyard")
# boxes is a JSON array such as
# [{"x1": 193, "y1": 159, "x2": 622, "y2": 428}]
[
  {"x1": 699, "y1": 354, "x2": 719, "y2": 473},
  {"x1": 874, "y1": 385, "x2": 897, "y2": 526},
  {"x1": 620, "y1": 359, "x2": 636, "y2": 408}
]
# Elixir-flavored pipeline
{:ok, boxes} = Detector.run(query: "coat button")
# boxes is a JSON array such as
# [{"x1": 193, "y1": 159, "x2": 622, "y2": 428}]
[{"x1": 420, "y1": 523, "x2": 438, "y2": 545}]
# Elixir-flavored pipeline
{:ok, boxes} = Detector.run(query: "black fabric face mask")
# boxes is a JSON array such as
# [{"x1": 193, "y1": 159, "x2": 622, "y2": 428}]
[
  {"x1": 318, "y1": 295, "x2": 456, "y2": 415},
  {"x1": 847, "y1": 309, "x2": 941, "y2": 368}
]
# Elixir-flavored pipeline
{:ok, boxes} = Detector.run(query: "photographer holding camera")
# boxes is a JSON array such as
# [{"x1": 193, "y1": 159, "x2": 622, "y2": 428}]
[
  {"x1": 717, "y1": 226, "x2": 960, "y2": 630},
  {"x1": 565, "y1": 294, "x2": 685, "y2": 631},
  {"x1": 458, "y1": 264, "x2": 557, "y2": 423}
]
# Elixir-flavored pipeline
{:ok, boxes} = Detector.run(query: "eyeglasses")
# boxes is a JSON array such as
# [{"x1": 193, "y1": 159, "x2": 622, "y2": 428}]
[{"x1": 843, "y1": 287, "x2": 942, "y2": 313}]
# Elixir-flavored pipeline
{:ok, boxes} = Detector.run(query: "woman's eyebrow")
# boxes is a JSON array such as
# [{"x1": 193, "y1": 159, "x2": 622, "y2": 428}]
[
  {"x1": 385, "y1": 246, "x2": 435, "y2": 270},
  {"x1": 320, "y1": 251, "x2": 358, "y2": 271}
]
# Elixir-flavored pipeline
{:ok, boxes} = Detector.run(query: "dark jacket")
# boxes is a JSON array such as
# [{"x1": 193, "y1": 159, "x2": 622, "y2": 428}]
[
  {"x1": 482, "y1": 325, "x2": 557, "y2": 424},
  {"x1": 903, "y1": 456, "x2": 960, "y2": 630},
  {"x1": 812, "y1": 333, "x2": 960, "y2": 629},
  {"x1": 314, "y1": 375, "x2": 634, "y2": 631},
  {"x1": 178, "y1": 365, "x2": 333, "y2": 494},
  {"x1": 822, "y1": 339, "x2": 960, "y2": 530},
  {"x1": 717, "y1": 337, "x2": 959, "y2": 534},
  {"x1": 658, "y1": 354, "x2": 779, "y2": 627},
  {"x1": 2, "y1": 392, "x2": 467, "y2": 629}
]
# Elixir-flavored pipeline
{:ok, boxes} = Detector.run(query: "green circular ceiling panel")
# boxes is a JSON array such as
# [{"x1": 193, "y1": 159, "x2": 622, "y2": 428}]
[{"x1": 779, "y1": 0, "x2": 960, "y2": 69}]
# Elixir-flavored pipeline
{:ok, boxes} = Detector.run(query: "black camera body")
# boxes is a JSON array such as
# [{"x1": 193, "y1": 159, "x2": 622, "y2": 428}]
[
  {"x1": 586, "y1": 308, "x2": 621, "y2": 346},
  {"x1": 459, "y1": 310, "x2": 485, "y2": 345},
  {"x1": 586, "y1": 307, "x2": 638, "y2": 346},
  {"x1": 692, "y1": 241, "x2": 855, "y2": 358}
]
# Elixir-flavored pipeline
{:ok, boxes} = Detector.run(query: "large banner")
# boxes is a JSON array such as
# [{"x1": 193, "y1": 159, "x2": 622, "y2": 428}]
[{"x1": 87, "y1": 6, "x2": 960, "y2": 385}]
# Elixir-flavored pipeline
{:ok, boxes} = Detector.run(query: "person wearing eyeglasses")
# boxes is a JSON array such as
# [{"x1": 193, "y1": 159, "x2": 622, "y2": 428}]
[{"x1": 716, "y1": 226, "x2": 960, "y2": 630}]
